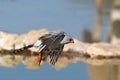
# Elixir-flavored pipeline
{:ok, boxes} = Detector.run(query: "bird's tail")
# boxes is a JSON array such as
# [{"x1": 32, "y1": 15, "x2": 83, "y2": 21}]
[{"x1": 14, "y1": 44, "x2": 34, "y2": 53}]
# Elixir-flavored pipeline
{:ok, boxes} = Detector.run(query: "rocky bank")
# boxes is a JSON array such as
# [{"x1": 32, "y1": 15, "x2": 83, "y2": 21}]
[{"x1": 0, "y1": 29, "x2": 120, "y2": 58}]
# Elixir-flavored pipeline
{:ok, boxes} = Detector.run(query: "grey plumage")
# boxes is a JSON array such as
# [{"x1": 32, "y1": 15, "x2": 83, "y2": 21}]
[{"x1": 14, "y1": 30, "x2": 74, "y2": 64}]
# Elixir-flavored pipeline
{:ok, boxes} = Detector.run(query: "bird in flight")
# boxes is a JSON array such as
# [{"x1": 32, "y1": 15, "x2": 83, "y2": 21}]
[{"x1": 14, "y1": 31, "x2": 74, "y2": 65}]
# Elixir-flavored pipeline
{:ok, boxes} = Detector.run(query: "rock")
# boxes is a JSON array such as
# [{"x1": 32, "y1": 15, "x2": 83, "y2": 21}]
[
  {"x1": 63, "y1": 39, "x2": 89, "y2": 53},
  {"x1": 0, "y1": 31, "x2": 18, "y2": 50},
  {"x1": 0, "y1": 29, "x2": 48, "y2": 51},
  {"x1": 86, "y1": 43, "x2": 120, "y2": 58},
  {"x1": 0, "y1": 29, "x2": 120, "y2": 58},
  {"x1": 0, "y1": 28, "x2": 81, "y2": 53},
  {"x1": 14, "y1": 28, "x2": 48, "y2": 52}
]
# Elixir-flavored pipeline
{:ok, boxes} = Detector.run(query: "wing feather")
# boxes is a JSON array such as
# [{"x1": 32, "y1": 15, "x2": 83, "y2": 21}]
[
  {"x1": 34, "y1": 31, "x2": 65, "y2": 64},
  {"x1": 50, "y1": 45, "x2": 64, "y2": 65},
  {"x1": 37, "y1": 31, "x2": 65, "y2": 48}
]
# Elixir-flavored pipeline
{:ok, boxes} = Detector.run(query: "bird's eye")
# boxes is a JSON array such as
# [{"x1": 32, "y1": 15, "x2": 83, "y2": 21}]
[
  {"x1": 69, "y1": 38, "x2": 74, "y2": 43},
  {"x1": 69, "y1": 39, "x2": 73, "y2": 41}
]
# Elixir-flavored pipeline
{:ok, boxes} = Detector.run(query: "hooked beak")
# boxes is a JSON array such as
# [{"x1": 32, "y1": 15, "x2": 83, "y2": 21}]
[{"x1": 70, "y1": 39, "x2": 74, "y2": 43}]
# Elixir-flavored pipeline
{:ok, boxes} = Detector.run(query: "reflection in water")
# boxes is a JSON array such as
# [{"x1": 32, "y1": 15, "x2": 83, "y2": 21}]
[
  {"x1": 1, "y1": 52, "x2": 120, "y2": 80},
  {"x1": 86, "y1": 58, "x2": 120, "y2": 80},
  {"x1": 88, "y1": 64, "x2": 120, "y2": 80},
  {"x1": 0, "y1": 52, "x2": 81, "y2": 69},
  {"x1": 2, "y1": 55, "x2": 120, "y2": 79},
  {"x1": 0, "y1": 54, "x2": 44, "y2": 69}
]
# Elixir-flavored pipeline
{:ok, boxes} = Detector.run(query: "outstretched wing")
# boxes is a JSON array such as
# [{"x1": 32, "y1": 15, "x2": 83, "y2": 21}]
[
  {"x1": 34, "y1": 31, "x2": 65, "y2": 52},
  {"x1": 34, "y1": 31, "x2": 65, "y2": 64},
  {"x1": 49, "y1": 44, "x2": 64, "y2": 65},
  {"x1": 39, "y1": 31, "x2": 65, "y2": 45}
]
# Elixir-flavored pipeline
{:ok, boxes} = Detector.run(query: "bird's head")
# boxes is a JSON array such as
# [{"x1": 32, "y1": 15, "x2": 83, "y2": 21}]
[{"x1": 60, "y1": 35, "x2": 74, "y2": 44}]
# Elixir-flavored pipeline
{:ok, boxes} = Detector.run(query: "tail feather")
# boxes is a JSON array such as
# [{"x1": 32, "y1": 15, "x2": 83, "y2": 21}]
[{"x1": 14, "y1": 44, "x2": 34, "y2": 53}]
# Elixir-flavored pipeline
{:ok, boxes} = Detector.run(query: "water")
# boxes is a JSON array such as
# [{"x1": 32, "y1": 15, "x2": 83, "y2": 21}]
[
  {"x1": 0, "y1": 54, "x2": 120, "y2": 80},
  {"x1": 0, "y1": 0, "x2": 111, "y2": 80},
  {"x1": 0, "y1": 0, "x2": 96, "y2": 40},
  {"x1": 0, "y1": 63, "x2": 89, "y2": 80}
]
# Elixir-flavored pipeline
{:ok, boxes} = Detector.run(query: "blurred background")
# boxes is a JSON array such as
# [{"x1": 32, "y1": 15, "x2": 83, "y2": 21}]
[
  {"x1": 0, "y1": 0, "x2": 120, "y2": 80},
  {"x1": 0, "y1": 0, "x2": 116, "y2": 42}
]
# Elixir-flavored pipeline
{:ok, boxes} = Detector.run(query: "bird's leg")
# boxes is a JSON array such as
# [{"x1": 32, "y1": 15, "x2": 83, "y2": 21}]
[{"x1": 37, "y1": 52, "x2": 42, "y2": 65}]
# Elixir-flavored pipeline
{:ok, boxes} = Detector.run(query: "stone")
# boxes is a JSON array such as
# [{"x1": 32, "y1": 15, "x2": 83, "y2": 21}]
[{"x1": 0, "y1": 29, "x2": 120, "y2": 58}]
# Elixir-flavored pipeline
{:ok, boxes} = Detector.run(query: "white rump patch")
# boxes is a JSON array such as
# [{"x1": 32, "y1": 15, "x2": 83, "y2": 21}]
[
  {"x1": 39, "y1": 45, "x2": 46, "y2": 51},
  {"x1": 34, "y1": 40, "x2": 42, "y2": 47}
]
